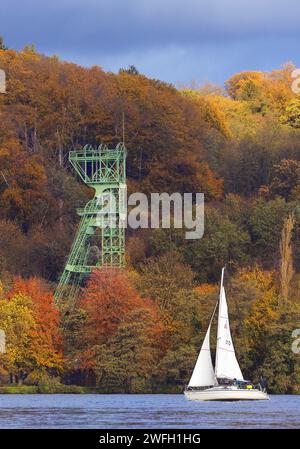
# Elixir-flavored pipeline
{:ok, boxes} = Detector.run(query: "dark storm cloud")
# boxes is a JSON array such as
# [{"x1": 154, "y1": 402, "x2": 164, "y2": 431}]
[{"x1": 0, "y1": 0, "x2": 300, "y2": 84}]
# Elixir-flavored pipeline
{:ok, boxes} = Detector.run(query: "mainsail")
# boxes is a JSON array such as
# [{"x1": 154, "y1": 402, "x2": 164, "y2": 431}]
[
  {"x1": 215, "y1": 271, "x2": 244, "y2": 380},
  {"x1": 188, "y1": 322, "x2": 217, "y2": 387}
]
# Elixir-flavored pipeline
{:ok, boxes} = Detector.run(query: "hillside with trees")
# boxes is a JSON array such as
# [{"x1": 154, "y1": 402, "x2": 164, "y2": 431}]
[{"x1": 0, "y1": 42, "x2": 299, "y2": 393}]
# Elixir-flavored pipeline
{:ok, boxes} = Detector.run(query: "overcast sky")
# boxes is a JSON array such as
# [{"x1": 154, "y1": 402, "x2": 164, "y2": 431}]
[{"x1": 0, "y1": 0, "x2": 299, "y2": 86}]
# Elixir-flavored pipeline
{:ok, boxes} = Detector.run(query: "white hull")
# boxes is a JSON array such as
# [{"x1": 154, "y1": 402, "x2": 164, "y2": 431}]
[{"x1": 184, "y1": 386, "x2": 269, "y2": 401}]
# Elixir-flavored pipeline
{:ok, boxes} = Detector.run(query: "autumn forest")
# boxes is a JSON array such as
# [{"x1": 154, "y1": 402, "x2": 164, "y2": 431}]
[{"x1": 0, "y1": 39, "x2": 299, "y2": 394}]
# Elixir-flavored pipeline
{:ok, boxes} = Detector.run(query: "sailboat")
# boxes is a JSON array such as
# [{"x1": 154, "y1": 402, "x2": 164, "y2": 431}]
[{"x1": 185, "y1": 268, "x2": 269, "y2": 401}]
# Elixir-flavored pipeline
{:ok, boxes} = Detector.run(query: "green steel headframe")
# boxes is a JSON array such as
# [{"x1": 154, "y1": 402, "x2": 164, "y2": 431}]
[{"x1": 55, "y1": 142, "x2": 127, "y2": 305}]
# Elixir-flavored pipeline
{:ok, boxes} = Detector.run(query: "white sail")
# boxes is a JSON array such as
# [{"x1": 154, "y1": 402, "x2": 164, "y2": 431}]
[
  {"x1": 188, "y1": 323, "x2": 217, "y2": 387},
  {"x1": 215, "y1": 281, "x2": 244, "y2": 380}
]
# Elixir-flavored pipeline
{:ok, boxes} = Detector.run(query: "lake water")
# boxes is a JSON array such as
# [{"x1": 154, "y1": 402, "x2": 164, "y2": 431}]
[{"x1": 0, "y1": 394, "x2": 299, "y2": 429}]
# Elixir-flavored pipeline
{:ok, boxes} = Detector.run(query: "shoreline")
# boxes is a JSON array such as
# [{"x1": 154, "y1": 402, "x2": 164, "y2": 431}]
[{"x1": 0, "y1": 386, "x2": 299, "y2": 395}]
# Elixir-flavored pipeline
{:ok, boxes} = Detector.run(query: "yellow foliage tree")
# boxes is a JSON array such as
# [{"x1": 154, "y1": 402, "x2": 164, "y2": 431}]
[
  {"x1": 230, "y1": 268, "x2": 279, "y2": 349},
  {"x1": 0, "y1": 285, "x2": 63, "y2": 384},
  {"x1": 182, "y1": 89, "x2": 231, "y2": 138}
]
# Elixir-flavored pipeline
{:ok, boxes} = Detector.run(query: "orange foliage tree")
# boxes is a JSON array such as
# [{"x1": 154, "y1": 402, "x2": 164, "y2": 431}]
[
  {"x1": 77, "y1": 268, "x2": 166, "y2": 382},
  {"x1": 80, "y1": 268, "x2": 143, "y2": 344}
]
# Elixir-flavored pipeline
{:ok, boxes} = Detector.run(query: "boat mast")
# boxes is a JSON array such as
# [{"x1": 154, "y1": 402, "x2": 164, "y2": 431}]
[{"x1": 215, "y1": 266, "x2": 225, "y2": 378}]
